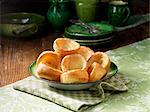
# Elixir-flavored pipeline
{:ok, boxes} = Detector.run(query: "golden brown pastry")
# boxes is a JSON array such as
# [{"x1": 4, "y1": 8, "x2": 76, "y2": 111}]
[
  {"x1": 100, "y1": 52, "x2": 111, "y2": 72},
  {"x1": 36, "y1": 62, "x2": 62, "y2": 82},
  {"x1": 88, "y1": 62, "x2": 107, "y2": 82},
  {"x1": 87, "y1": 52, "x2": 102, "y2": 68},
  {"x1": 35, "y1": 38, "x2": 111, "y2": 84},
  {"x1": 53, "y1": 38, "x2": 80, "y2": 57},
  {"x1": 36, "y1": 51, "x2": 61, "y2": 70},
  {"x1": 60, "y1": 69, "x2": 89, "y2": 83},
  {"x1": 61, "y1": 54, "x2": 87, "y2": 72},
  {"x1": 76, "y1": 46, "x2": 94, "y2": 61}
]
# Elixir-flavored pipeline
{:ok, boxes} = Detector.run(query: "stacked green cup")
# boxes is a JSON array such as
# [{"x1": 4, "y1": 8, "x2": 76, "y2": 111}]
[{"x1": 75, "y1": 0, "x2": 99, "y2": 22}]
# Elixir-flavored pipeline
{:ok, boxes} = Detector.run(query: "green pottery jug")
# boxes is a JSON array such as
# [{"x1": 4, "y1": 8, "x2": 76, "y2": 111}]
[
  {"x1": 108, "y1": 1, "x2": 130, "y2": 26},
  {"x1": 47, "y1": 0, "x2": 71, "y2": 31}
]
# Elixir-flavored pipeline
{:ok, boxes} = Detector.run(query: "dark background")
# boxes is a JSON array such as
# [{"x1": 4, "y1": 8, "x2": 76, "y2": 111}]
[{"x1": 0, "y1": 0, "x2": 149, "y2": 19}]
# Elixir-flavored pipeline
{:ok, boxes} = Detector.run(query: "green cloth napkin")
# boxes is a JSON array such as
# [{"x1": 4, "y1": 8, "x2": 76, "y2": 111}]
[{"x1": 13, "y1": 74, "x2": 129, "y2": 112}]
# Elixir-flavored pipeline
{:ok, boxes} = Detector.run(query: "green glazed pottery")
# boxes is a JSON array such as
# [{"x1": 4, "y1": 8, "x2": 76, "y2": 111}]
[
  {"x1": 64, "y1": 22, "x2": 115, "y2": 47},
  {"x1": 29, "y1": 61, "x2": 118, "y2": 90},
  {"x1": 108, "y1": 1, "x2": 130, "y2": 26},
  {"x1": 75, "y1": 0, "x2": 99, "y2": 22},
  {"x1": 64, "y1": 22, "x2": 115, "y2": 40},
  {"x1": 47, "y1": 0, "x2": 71, "y2": 31},
  {"x1": 0, "y1": 13, "x2": 45, "y2": 38},
  {"x1": 71, "y1": 35, "x2": 114, "y2": 47}
]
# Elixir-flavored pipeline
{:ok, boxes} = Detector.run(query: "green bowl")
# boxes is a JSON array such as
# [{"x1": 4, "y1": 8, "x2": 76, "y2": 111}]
[
  {"x1": 0, "y1": 13, "x2": 45, "y2": 38},
  {"x1": 64, "y1": 22, "x2": 115, "y2": 40},
  {"x1": 29, "y1": 61, "x2": 118, "y2": 90}
]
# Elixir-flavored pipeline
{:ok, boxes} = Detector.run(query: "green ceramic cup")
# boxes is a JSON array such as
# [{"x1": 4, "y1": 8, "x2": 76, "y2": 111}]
[
  {"x1": 75, "y1": 0, "x2": 99, "y2": 22},
  {"x1": 108, "y1": 1, "x2": 130, "y2": 26}
]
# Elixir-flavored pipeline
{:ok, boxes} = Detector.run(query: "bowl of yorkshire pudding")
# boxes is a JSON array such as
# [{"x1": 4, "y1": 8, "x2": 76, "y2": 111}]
[{"x1": 29, "y1": 38, "x2": 118, "y2": 90}]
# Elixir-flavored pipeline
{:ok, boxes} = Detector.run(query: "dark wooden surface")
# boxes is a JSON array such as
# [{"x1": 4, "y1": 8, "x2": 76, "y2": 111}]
[{"x1": 0, "y1": 23, "x2": 149, "y2": 87}]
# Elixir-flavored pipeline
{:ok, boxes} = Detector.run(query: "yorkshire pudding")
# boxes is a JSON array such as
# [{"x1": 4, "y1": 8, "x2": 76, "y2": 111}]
[
  {"x1": 36, "y1": 62, "x2": 62, "y2": 82},
  {"x1": 87, "y1": 52, "x2": 102, "y2": 68},
  {"x1": 36, "y1": 51, "x2": 61, "y2": 70},
  {"x1": 53, "y1": 38, "x2": 80, "y2": 57},
  {"x1": 61, "y1": 54, "x2": 87, "y2": 72},
  {"x1": 100, "y1": 52, "x2": 111, "y2": 72},
  {"x1": 88, "y1": 62, "x2": 107, "y2": 82},
  {"x1": 60, "y1": 69, "x2": 89, "y2": 83},
  {"x1": 76, "y1": 46, "x2": 94, "y2": 61}
]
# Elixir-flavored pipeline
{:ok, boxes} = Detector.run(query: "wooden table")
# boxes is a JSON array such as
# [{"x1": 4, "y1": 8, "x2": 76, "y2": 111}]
[{"x1": 0, "y1": 23, "x2": 149, "y2": 87}]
